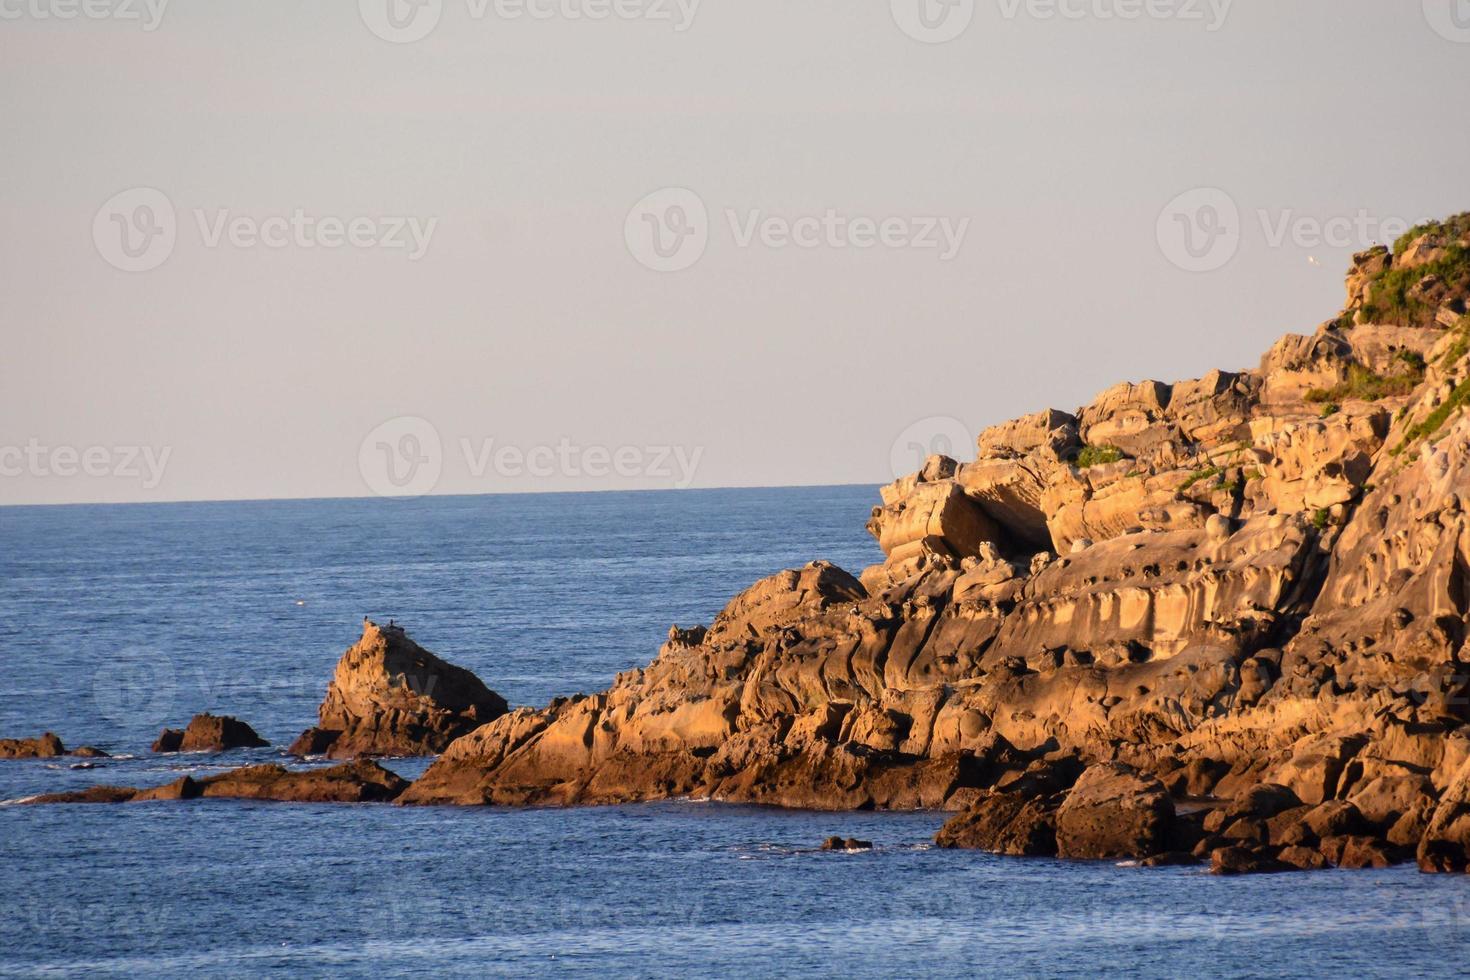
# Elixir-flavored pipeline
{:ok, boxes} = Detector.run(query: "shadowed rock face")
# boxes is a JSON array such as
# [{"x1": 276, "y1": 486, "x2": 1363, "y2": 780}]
[
  {"x1": 395, "y1": 217, "x2": 1470, "y2": 872},
  {"x1": 289, "y1": 621, "x2": 508, "y2": 759}
]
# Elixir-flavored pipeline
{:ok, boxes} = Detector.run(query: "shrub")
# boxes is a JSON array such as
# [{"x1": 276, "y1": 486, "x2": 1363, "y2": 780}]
[
  {"x1": 1180, "y1": 465, "x2": 1221, "y2": 490},
  {"x1": 1395, "y1": 375, "x2": 1470, "y2": 454},
  {"x1": 1393, "y1": 214, "x2": 1470, "y2": 257},
  {"x1": 1395, "y1": 349, "x2": 1427, "y2": 374},
  {"x1": 1361, "y1": 243, "x2": 1470, "y2": 326},
  {"x1": 1312, "y1": 508, "x2": 1331, "y2": 531},
  {"x1": 1441, "y1": 316, "x2": 1470, "y2": 367},
  {"x1": 1304, "y1": 361, "x2": 1424, "y2": 404},
  {"x1": 1074, "y1": 445, "x2": 1124, "y2": 468}
]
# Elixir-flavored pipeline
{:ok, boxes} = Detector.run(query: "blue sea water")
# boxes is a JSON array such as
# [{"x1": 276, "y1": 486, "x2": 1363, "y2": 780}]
[{"x1": 1, "y1": 486, "x2": 1467, "y2": 978}]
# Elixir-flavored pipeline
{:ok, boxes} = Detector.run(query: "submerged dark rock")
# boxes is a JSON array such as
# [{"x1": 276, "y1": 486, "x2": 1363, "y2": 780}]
[{"x1": 26, "y1": 761, "x2": 407, "y2": 805}]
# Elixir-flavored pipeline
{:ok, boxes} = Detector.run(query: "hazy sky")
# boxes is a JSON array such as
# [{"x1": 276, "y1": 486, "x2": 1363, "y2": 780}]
[{"x1": 2, "y1": 0, "x2": 1468, "y2": 505}]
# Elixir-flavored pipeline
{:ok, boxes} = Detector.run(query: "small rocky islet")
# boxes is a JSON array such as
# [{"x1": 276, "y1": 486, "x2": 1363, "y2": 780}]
[{"x1": 10, "y1": 215, "x2": 1470, "y2": 876}]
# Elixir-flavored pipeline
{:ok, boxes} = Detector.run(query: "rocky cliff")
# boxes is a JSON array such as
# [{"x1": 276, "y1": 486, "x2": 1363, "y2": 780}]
[{"x1": 400, "y1": 215, "x2": 1470, "y2": 872}]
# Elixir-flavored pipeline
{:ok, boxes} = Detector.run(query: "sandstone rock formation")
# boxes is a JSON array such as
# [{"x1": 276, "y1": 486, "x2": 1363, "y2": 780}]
[
  {"x1": 1055, "y1": 763, "x2": 1174, "y2": 859},
  {"x1": 0, "y1": 733, "x2": 109, "y2": 759},
  {"x1": 26, "y1": 760, "x2": 408, "y2": 805},
  {"x1": 288, "y1": 620, "x2": 508, "y2": 759},
  {"x1": 391, "y1": 215, "x2": 1470, "y2": 873},
  {"x1": 152, "y1": 714, "x2": 268, "y2": 753}
]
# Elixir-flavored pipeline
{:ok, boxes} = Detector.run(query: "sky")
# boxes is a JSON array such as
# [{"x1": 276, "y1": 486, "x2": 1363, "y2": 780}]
[{"x1": 1, "y1": 0, "x2": 1468, "y2": 505}]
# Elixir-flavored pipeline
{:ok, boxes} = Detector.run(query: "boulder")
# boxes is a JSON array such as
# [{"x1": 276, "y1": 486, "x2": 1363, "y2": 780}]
[
  {"x1": 152, "y1": 714, "x2": 268, "y2": 753},
  {"x1": 1277, "y1": 845, "x2": 1329, "y2": 871},
  {"x1": 1165, "y1": 757, "x2": 1228, "y2": 798},
  {"x1": 1418, "y1": 758, "x2": 1470, "y2": 872},
  {"x1": 1324, "y1": 835, "x2": 1397, "y2": 870},
  {"x1": 1224, "y1": 783, "x2": 1303, "y2": 822},
  {"x1": 868, "y1": 476, "x2": 1002, "y2": 565},
  {"x1": 1055, "y1": 763, "x2": 1174, "y2": 860},
  {"x1": 1265, "y1": 806, "x2": 1314, "y2": 846},
  {"x1": 286, "y1": 727, "x2": 340, "y2": 757},
  {"x1": 1209, "y1": 845, "x2": 1292, "y2": 875},
  {"x1": 151, "y1": 729, "x2": 184, "y2": 752},
  {"x1": 1346, "y1": 772, "x2": 1435, "y2": 829},
  {"x1": 1139, "y1": 851, "x2": 1199, "y2": 867},
  {"x1": 290, "y1": 620, "x2": 508, "y2": 759},
  {"x1": 0, "y1": 733, "x2": 66, "y2": 759},
  {"x1": 1302, "y1": 800, "x2": 1370, "y2": 840},
  {"x1": 934, "y1": 790, "x2": 1058, "y2": 856},
  {"x1": 1273, "y1": 733, "x2": 1365, "y2": 805},
  {"x1": 820, "y1": 836, "x2": 873, "y2": 851}
]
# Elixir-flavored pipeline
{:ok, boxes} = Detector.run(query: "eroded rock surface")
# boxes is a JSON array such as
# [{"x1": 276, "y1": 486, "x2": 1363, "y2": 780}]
[
  {"x1": 289, "y1": 620, "x2": 508, "y2": 759},
  {"x1": 388, "y1": 216, "x2": 1470, "y2": 873}
]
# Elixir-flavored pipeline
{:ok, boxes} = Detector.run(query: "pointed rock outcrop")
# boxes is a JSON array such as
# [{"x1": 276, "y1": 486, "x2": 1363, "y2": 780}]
[{"x1": 289, "y1": 620, "x2": 508, "y2": 759}]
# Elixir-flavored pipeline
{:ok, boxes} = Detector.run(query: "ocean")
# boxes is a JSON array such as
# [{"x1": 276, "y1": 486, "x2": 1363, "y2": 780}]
[{"x1": 1, "y1": 487, "x2": 1466, "y2": 977}]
